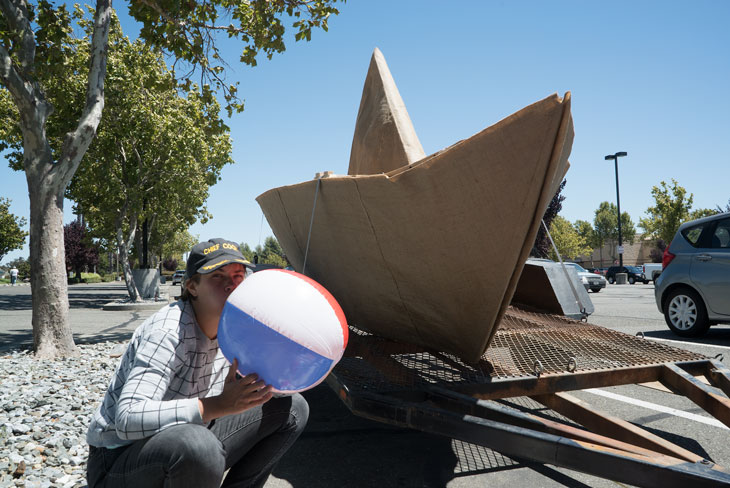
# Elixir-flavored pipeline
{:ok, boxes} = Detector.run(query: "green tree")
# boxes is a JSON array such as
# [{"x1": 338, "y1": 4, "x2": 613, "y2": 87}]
[
  {"x1": 159, "y1": 230, "x2": 198, "y2": 267},
  {"x1": 66, "y1": 25, "x2": 233, "y2": 301},
  {"x1": 574, "y1": 219, "x2": 596, "y2": 247},
  {"x1": 594, "y1": 201, "x2": 636, "y2": 263},
  {"x1": 547, "y1": 216, "x2": 592, "y2": 261},
  {"x1": 689, "y1": 208, "x2": 720, "y2": 220},
  {"x1": 254, "y1": 236, "x2": 287, "y2": 267},
  {"x1": 639, "y1": 179, "x2": 694, "y2": 245},
  {"x1": 573, "y1": 219, "x2": 596, "y2": 265},
  {"x1": 239, "y1": 243, "x2": 255, "y2": 263},
  {"x1": 0, "y1": 0, "x2": 342, "y2": 357},
  {"x1": 7, "y1": 256, "x2": 30, "y2": 279},
  {"x1": 717, "y1": 199, "x2": 730, "y2": 213},
  {"x1": 0, "y1": 197, "x2": 27, "y2": 264}
]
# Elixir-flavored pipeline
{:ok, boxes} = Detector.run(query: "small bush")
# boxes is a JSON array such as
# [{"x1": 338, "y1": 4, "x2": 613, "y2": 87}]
[{"x1": 81, "y1": 272, "x2": 102, "y2": 283}]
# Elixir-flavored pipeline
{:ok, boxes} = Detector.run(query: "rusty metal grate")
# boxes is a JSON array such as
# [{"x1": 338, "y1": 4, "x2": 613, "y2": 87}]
[{"x1": 334, "y1": 307, "x2": 707, "y2": 393}]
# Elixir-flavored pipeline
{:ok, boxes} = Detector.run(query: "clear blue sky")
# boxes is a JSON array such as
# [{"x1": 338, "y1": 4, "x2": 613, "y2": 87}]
[{"x1": 2, "y1": 0, "x2": 729, "y2": 263}]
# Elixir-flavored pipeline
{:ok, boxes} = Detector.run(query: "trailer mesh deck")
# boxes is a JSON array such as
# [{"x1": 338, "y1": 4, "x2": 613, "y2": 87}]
[
  {"x1": 329, "y1": 308, "x2": 730, "y2": 487},
  {"x1": 337, "y1": 307, "x2": 707, "y2": 392}
]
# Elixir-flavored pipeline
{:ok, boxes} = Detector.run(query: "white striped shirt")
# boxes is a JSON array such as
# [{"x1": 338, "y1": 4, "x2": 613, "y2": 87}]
[{"x1": 86, "y1": 300, "x2": 230, "y2": 448}]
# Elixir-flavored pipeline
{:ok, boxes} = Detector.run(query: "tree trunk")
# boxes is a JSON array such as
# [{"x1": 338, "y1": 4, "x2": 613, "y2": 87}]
[
  {"x1": 0, "y1": 0, "x2": 112, "y2": 359},
  {"x1": 29, "y1": 183, "x2": 78, "y2": 358},
  {"x1": 116, "y1": 206, "x2": 141, "y2": 301}
]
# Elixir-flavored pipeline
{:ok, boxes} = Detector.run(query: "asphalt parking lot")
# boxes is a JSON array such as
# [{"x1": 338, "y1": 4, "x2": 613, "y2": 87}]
[{"x1": 1, "y1": 281, "x2": 729, "y2": 487}]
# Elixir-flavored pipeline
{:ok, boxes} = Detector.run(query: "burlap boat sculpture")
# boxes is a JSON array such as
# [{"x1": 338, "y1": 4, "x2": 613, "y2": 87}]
[{"x1": 257, "y1": 48, "x2": 574, "y2": 363}]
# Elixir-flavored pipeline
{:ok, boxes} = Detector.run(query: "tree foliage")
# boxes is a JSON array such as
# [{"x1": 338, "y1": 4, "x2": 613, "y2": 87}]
[
  {"x1": 252, "y1": 236, "x2": 287, "y2": 267},
  {"x1": 689, "y1": 208, "x2": 720, "y2": 220},
  {"x1": 717, "y1": 199, "x2": 730, "y2": 214},
  {"x1": 63, "y1": 18, "x2": 233, "y2": 300},
  {"x1": 649, "y1": 239, "x2": 667, "y2": 263},
  {"x1": 639, "y1": 179, "x2": 694, "y2": 244},
  {"x1": 531, "y1": 179, "x2": 566, "y2": 258},
  {"x1": 160, "y1": 230, "x2": 198, "y2": 266},
  {"x1": 573, "y1": 219, "x2": 596, "y2": 249},
  {"x1": 547, "y1": 216, "x2": 592, "y2": 261},
  {"x1": 162, "y1": 258, "x2": 178, "y2": 271},
  {"x1": 128, "y1": 0, "x2": 344, "y2": 115},
  {"x1": 7, "y1": 256, "x2": 30, "y2": 279},
  {"x1": 0, "y1": 197, "x2": 28, "y2": 264},
  {"x1": 63, "y1": 221, "x2": 99, "y2": 280},
  {"x1": 594, "y1": 201, "x2": 636, "y2": 245},
  {"x1": 0, "y1": 0, "x2": 343, "y2": 357}
]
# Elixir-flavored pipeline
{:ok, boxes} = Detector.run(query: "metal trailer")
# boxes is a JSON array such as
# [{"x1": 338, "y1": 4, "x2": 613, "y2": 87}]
[{"x1": 326, "y1": 307, "x2": 730, "y2": 487}]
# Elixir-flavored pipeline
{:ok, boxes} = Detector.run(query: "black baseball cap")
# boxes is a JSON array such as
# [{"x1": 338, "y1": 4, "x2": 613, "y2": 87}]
[{"x1": 185, "y1": 238, "x2": 255, "y2": 280}]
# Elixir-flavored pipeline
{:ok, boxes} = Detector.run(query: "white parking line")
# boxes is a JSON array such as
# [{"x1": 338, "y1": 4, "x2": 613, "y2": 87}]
[
  {"x1": 645, "y1": 336, "x2": 730, "y2": 351},
  {"x1": 583, "y1": 388, "x2": 729, "y2": 430}
]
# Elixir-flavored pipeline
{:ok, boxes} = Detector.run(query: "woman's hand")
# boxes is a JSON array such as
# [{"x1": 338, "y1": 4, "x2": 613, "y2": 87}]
[{"x1": 199, "y1": 359, "x2": 274, "y2": 422}]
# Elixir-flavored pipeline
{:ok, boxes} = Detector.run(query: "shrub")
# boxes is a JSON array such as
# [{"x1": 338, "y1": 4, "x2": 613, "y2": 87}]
[{"x1": 79, "y1": 272, "x2": 102, "y2": 284}]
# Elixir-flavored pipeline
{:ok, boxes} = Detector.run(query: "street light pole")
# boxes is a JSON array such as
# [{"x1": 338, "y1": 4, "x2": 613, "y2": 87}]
[{"x1": 604, "y1": 151, "x2": 628, "y2": 268}]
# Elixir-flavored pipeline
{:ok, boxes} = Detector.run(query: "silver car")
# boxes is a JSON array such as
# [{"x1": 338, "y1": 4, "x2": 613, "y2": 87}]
[
  {"x1": 655, "y1": 212, "x2": 730, "y2": 336},
  {"x1": 564, "y1": 262, "x2": 607, "y2": 293}
]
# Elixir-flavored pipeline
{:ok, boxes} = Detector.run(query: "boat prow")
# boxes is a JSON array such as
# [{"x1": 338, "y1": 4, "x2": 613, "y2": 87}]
[{"x1": 257, "y1": 51, "x2": 573, "y2": 363}]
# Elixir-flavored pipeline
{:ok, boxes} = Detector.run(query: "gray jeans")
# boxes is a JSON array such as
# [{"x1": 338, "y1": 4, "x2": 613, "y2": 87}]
[{"x1": 87, "y1": 394, "x2": 308, "y2": 488}]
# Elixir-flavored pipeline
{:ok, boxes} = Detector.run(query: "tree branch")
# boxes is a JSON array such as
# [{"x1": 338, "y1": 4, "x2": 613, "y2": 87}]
[
  {"x1": 132, "y1": 0, "x2": 316, "y2": 33},
  {"x1": 0, "y1": 0, "x2": 54, "y2": 172},
  {"x1": 0, "y1": 0, "x2": 36, "y2": 75},
  {"x1": 57, "y1": 0, "x2": 112, "y2": 185}
]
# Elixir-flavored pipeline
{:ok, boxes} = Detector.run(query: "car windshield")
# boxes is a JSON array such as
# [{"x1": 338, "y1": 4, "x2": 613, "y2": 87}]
[{"x1": 565, "y1": 263, "x2": 587, "y2": 273}]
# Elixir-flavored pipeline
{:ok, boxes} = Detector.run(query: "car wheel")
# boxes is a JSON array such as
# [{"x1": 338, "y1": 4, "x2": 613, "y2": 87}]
[
  {"x1": 591, "y1": 288, "x2": 601, "y2": 293},
  {"x1": 663, "y1": 287, "x2": 710, "y2": 337},
  {"x1": 628, "y1": 276, "x2": 635, "y2": 285},
  {"x1": 608, "y1": 276, "x2": 614, "y2": 284}
]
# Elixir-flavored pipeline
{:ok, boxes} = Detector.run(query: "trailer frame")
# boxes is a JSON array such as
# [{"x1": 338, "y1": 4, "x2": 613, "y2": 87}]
[{"x1": 326, "y1": 307, "x2": 730, "y2": 487}]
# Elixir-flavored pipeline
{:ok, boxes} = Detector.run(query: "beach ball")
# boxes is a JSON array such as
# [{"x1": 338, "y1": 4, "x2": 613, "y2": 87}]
[{"x1": 218, "y1": 269, "x2": 349, "y2": 393}]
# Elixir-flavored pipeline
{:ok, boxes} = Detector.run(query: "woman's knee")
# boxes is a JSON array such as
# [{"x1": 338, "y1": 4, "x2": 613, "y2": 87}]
[
  {"x1": 274, "y1": 393, "x2": 309, "y2": 435},
  {"x1": 157, "y1": 424, "x2": 226, "y2": 480},
  {"x1": 289, "y1": 393, "x2": 310, "y2": 426}
]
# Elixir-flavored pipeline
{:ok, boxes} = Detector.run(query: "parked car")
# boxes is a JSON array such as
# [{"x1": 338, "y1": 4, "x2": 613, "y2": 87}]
[
  {"x1": 605, "y1": 265, "x2": 648, "y2": 284},
  {"x1": 655, "y1": 212, "x2": 730, "y2": 337},
  {"x1": 171, "y1": 270, "x2": 185, "y2": 285},
  {"x1": 642, "y1": 262, "x2": 663, "y2": 282},
  {"x1": 564, "y1": 262, "x2": 607, "y2": 293}
]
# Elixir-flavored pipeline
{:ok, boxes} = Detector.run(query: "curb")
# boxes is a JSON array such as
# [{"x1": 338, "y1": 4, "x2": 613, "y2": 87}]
[{"x1": 102, "y1": 297, "x2": 173, "y2": 311}]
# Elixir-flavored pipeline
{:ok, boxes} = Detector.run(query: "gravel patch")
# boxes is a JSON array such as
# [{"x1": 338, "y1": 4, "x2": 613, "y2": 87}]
[{"x1": 1, "y1": 342, "x2": 124, "y2": 488}]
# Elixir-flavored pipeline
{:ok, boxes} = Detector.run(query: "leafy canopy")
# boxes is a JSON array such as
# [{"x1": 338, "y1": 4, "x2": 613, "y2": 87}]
[
  {"x1": 639, "y1": 179, "x2": 695, "y2": 244},
  {"x1": 548, "y1": 216, "x2": 592, "y2": 261},
  {"x1": 7, "y1": 256, "x2": 30, "y2": 278},
  {"x1": 64, "y1": 14, "x2": 233, "y2": 266},
  {"x1": 128, "y1": 0, "x2": 344, "y2": 114},
  {"x1": 594, "y1": 201, "x2": 636, "y2": 245},
  {"x1": 0, "y1": 198, "x2": 28, "y2": 264}
]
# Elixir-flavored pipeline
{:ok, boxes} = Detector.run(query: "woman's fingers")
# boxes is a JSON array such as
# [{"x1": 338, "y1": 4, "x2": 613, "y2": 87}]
[{"x1": 226, "y1": 359, "x2": 239, "y2": 382}]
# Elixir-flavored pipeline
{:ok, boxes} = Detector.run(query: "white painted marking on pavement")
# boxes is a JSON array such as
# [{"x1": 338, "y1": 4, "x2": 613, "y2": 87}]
[
  {"x1": 645, "y1": 336, "x2": 730, "y2": 351},
  {"x1": 584, "y1": 388, "x2": 729, "y2": 430}
]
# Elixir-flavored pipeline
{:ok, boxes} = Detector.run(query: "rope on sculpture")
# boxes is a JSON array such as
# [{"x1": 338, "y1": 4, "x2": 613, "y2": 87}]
[
  {"x1": 542, "y1": 219, "x2": 589, "y2": 321},
  {"x1": 302, "y1": 177, "x2": 322, "y2": 275}
]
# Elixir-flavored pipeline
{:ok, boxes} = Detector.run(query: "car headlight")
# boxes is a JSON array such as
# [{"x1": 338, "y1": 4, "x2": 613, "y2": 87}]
[{"x1": 581, "y1": 276, "x2": 588, "y2": 284}]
